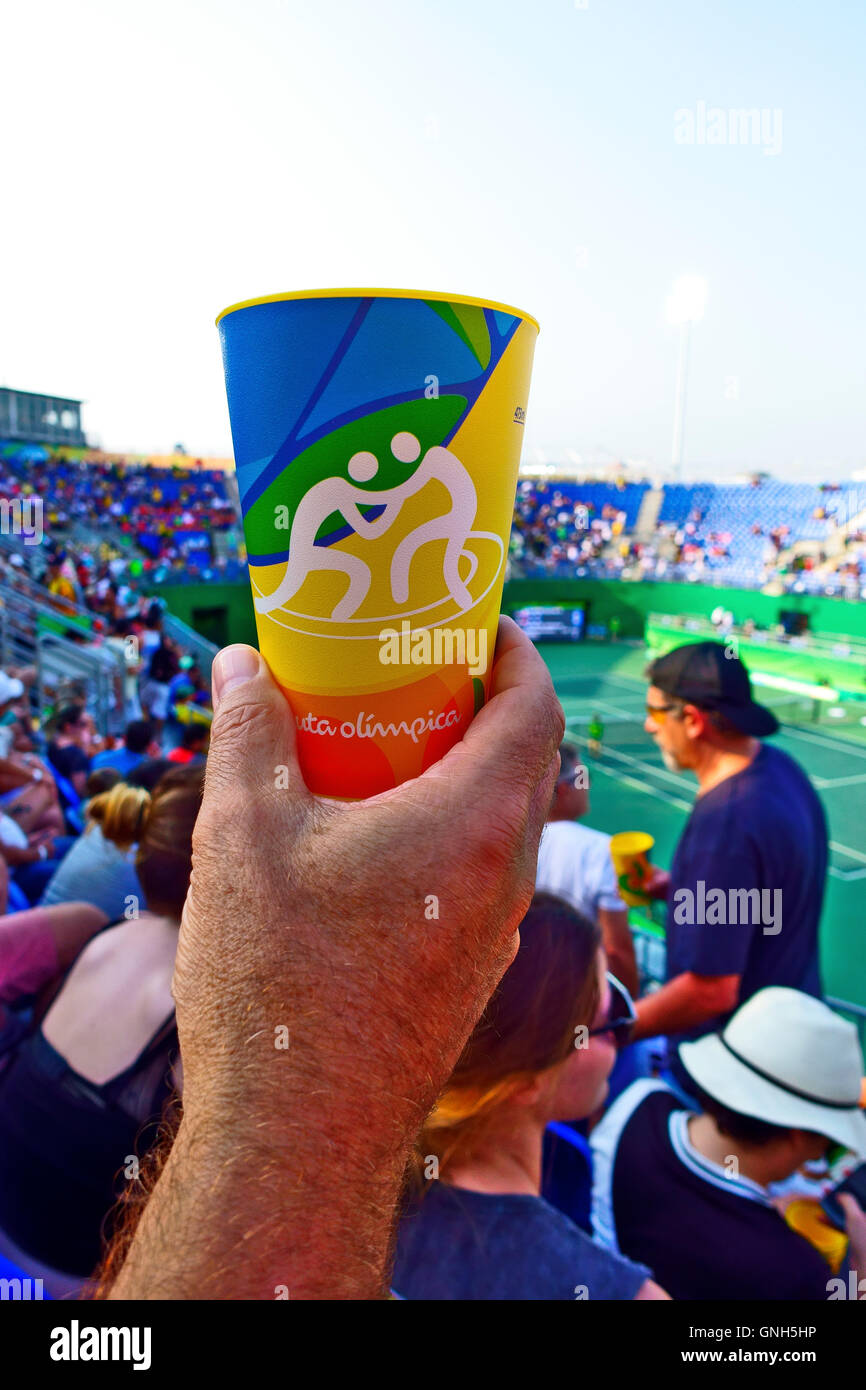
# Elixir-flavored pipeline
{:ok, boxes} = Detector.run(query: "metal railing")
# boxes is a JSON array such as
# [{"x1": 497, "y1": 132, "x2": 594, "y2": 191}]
[
  {"x1": 36, "y1": 630, "x2": 127, "y2": 736},
  {"x1": 0, "y1": 582, "x2": 127, "y2": 737},
  {"x1": 160, "y1": 611, "x2": 218, "y2": 677},
  {"x1": 632, "y1": 919, "x2": 866, "y2": 1048}
]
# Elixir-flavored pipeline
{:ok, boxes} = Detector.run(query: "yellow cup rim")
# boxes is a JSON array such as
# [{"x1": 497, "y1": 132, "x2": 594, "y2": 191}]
[
  {"x1": 216, "y1": 287, "x2": 540, "y2": 333},
  {"x1": 610, "y1": 831, "x2": 655, "y2": 852}
]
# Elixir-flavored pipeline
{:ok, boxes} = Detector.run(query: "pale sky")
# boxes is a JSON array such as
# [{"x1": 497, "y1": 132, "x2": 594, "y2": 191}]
[{"x1": 4, "y1": 0, "x2": 865, "y2": 479}]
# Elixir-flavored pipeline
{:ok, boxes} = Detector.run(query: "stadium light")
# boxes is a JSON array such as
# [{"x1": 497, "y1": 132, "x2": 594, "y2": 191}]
[
  {"x1": 666, "y1": 274, "x2": 708, "y2": 480},
  {"x1": 665, "y1": 274, "x2": 708, "y2": 327}
]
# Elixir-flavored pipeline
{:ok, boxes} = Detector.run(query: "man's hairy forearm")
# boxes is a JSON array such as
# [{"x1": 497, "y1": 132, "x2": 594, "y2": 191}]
[
  {"x1": 109, "y1": 1101, "x2": 414, "y2": 1301},
  {"x1": 632, "y1": 971, "x2": 739, "y2": 1041}
]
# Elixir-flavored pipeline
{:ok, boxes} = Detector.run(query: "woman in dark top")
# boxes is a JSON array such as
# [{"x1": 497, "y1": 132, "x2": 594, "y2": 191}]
[
  {"x1": 0, "y1": 764, "x2": 203, "y2": 1294},
  {"x1": 392, "y1": 893, "x2": 669, "y2": 1300},
  {"x1": 47, "y1": 704, "x2": 93, "y2": 797}
]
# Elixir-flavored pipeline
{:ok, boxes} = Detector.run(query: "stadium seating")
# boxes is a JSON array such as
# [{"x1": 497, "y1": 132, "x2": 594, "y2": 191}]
[{"x1": 4, "y1": 438, "x2": 866, "y2": 596}]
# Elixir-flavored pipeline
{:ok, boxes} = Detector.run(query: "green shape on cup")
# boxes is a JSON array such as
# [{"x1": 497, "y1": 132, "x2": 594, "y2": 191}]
[
  {"x1": 242, "y1": 394, "x2": 467, "y2": 556},
  {"x1": 425, "y1": 300, "x2": 491, "y2": 369},
  {"x1": 472, "y1": 677, "x2": 486, "y2": 715}
]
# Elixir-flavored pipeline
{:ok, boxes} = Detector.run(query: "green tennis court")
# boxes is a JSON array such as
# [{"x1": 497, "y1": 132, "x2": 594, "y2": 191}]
[{"x1": 541, "y1": 639, "x2": 866, "y2": 1039}]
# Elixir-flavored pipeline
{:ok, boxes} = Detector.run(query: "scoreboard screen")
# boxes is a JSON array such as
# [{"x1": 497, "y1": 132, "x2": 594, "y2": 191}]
[{"x1": 512, "y1": 604, "x2": 586, "y2": 642}]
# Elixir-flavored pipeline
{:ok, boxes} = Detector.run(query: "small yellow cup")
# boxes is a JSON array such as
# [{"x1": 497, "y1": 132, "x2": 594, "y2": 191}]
[
  {"x1": 610, "y1": 831, "x2": 655, "y2": 906},
  {"x1": 784, "y1": 1199, "x2": 848, "y2": 1272}
]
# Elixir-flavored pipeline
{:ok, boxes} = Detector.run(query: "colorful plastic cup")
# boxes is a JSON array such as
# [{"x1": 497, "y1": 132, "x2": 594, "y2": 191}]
[
  {"x1": 784, "y1": 1199, "x2": 848, "y2": 1272},
  {"x1": 217, "y1": 288, "x2": 539, "y2": 797},
  {"x1": 610, "y1": 831, "x2": 655, "y2": 906}
]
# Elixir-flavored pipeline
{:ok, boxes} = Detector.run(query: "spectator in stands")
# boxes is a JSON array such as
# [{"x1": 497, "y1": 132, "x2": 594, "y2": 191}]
[
  {"x1": 536, "y1": 741, "x2": 637, "y2": 996},
  {"x1": 40, "y1": 778, "x2": 149, "y2": 922},
  {"x1": 0, "y1": 764, "x2": 203, "y2": 1294},
  {"x1": 168, "y1": 655, "x2": 197, "y2": 707},
  {"x1": 0, "y1": 821, "x2": 74, "y2": 908},
  {"x1": 104, "y1": 618, "x2": 143, "y2": 721},
  {"x1": 85, "y1": 768, "x2": 122, "y2": 799},
  {"x1": 125, "y1": 757, "x2": 173, "y2": 793},
  {"x1": 391, "y1": 893, "x2": 666, "y2": 1300},
  {"x1": 139, "y1": 604, "x2": 164, "y2": 664},
  {"x1": 0, "y1": 669, "x2": 31, "y2": 757},
  {"x1": 633, "y1": 641, "x2": 827, "y2": 1098},
  {"x1": 591, "y1": 988, "x2": 866, "y2": 1300},
  {"x1": 91, "y1": 720, "x2": 159, "y2": 780},
  {"x1": 167, "y1": 723, "x2": 209, "y2": 764},
  {"x1": 0, "y1": 674, "x2": 66, "y2": 843},
  {"x1": 140, "y1": 636, "x2": 180, "y2": 732},
  {"x1": 47, "y1": 704, "x2": 94, "y2": 798},
  {"x1": 43, "y1": 551, "x2": 78, "y2": 613},
  {"x1": 0, "y1": 902, "x2": 109, "y2": 1055}
]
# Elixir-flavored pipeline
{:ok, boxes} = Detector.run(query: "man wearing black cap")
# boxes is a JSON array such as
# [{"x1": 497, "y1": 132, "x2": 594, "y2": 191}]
[{"x1": 631, "y1": 640, "x2": 827, "y2": 1095}]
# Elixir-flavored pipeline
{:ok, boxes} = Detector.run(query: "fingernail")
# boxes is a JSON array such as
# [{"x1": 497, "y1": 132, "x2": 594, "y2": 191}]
[{"x1": 212, "y1": 645, "x2": 261, "y2": 708}]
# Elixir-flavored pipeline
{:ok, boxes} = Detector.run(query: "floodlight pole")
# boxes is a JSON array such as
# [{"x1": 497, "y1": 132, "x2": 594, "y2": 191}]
[{"x1": 671, "y1": 318, "x2": 691, "y2": 481}]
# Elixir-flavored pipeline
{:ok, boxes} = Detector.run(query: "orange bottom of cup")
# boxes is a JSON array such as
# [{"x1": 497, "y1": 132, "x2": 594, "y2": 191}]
[{"x1": 284, "y1": 667, "x2": 483, "y2": 798}]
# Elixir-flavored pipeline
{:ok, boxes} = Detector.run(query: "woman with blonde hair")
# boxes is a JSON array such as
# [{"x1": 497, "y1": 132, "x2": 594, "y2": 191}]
[
  {"x1": 0, "y1": 764, "x2": 203, "y2": 1295},
  {"x1": 39, "y1": 774, "x2": 147, "y2": 921},
  {"x1": 391, "y1": 892, "x2": 669, "y2": 1300}
]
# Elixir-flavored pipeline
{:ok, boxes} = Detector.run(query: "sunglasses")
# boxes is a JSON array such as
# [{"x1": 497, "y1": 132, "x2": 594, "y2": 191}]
[
  {"x1": 646, "y1": 701, "x2": 680, "y2": 725},
  {"x1": 586, "y1": 972, "x2": 636, "y2": 1051}
]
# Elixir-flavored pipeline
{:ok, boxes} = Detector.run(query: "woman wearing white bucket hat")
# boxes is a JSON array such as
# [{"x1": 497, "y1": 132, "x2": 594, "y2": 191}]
[{"x1": 591, "y1": 988, "x2": 866, "y2": 1300}]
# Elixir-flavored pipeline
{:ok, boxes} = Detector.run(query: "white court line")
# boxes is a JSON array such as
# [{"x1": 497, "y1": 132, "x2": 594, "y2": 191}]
[
  {"x1": 600, "y1": 661, "x2": 866, "y2": 761},
  {"x1": 564, "y1": 700, "x2": 701, "y2": 792},
  {"x1": 564, "y1": 663, "x2": 866, "y2": 873},
  {"x1": 598, "y1": 671, "x2": 646, "y2": 691},
  {"x1": 565, "y1": 720, "x2": 695, "y2": 810},
  {"x1": 564, "y1": 691, "x2": 866, "y2": 795},
  {"x1": 586, "y1": 759, "x2": 693, "y2": 814},
  {"x1": 776, "y1": 723, "x2": 866, "y2": 760},
  {"x1": 568, "y1": 716, "x2": 866, "y2": 881},
  {"x1": 828, "y1": 839, "x2": 866, "y2": 866}
]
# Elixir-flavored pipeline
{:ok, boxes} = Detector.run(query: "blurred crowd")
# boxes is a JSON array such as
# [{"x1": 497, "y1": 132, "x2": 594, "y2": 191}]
[
  {"x1": 0, "y1": 450, "x2": 243, "y2": 585},
  {"x1": 0, "y1": 631, "x2": 863, "y2": 1303},
  {"x1": 509, "y1": 478, "x2": 866, "y2": 597},
  {"x1": 0, "y1": 600, "x2": 211, "y2": 919}
]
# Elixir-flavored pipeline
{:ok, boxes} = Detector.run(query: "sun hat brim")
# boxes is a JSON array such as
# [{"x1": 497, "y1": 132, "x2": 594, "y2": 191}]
[{"x1": 679, "y1": 1033, "x2": 866, "y2": 1158}]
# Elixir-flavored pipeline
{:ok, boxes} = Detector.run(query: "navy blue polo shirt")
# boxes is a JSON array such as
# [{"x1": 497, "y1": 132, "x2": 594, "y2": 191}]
[
  {"x1": 665, "y1": 742, "x2": 825, "y2": 1056},
  {"x1": 591, "y1": 1080, "x2": 833, "y2": 1301}
]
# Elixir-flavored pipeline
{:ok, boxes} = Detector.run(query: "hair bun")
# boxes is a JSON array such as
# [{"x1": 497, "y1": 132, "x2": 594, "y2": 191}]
[{"x1": 89, "y1": 783, "x2": 152, "y2": 850}]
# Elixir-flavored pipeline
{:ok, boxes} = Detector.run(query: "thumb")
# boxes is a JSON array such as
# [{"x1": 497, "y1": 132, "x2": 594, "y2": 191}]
[
  {"x1": 206, "y1": 645, "x2": 306, "y2": 801},
  {"x1": 837, "y1": 1192, "x2": 865, "y2": 1223}
]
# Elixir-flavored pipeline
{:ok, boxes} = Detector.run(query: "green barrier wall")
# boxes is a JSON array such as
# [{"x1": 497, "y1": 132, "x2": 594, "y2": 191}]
[
  {"x1": 153, "y1": 576, "x2": 866, "y2": 650},
  {"x1": 501, "y1": 578, "x2": 866, "y2": 641},
  {"x1": 148, "y1": 581, "x2": 257, "y2": 649}
]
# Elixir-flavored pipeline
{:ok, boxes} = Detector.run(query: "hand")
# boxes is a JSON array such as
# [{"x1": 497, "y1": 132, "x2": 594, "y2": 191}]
[
  {"x1": 644, "y1": 868, "x2": 671, "y2": 900},
  {"x1": 839, "y1": 1193, "x2": 866, "y2": 1277},
  {"x1": 111, "y1": 618, "x2": 564, "y2": 1299},
  {"x1": 178, "y1": 616, "x2": 563, "y2": 1122}
]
